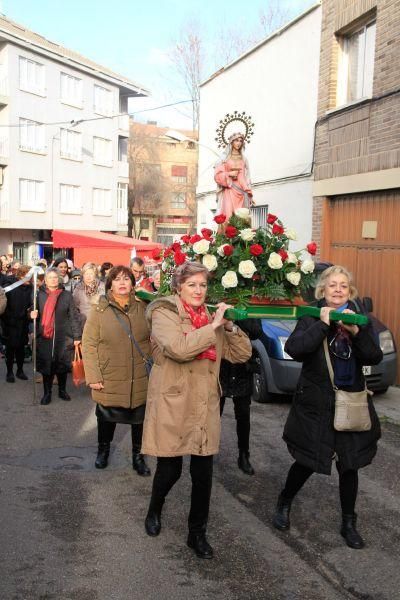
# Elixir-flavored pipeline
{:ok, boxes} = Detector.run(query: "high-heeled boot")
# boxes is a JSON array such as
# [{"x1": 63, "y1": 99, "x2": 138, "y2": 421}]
[{"x1": 341, "y1": 513, "x2": 364, "y2": 549}]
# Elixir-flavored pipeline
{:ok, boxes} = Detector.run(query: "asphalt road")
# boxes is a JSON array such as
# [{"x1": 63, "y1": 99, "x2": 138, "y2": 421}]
[{"x1": 0, "y1": 361, "x2": 399, "y2": 600}]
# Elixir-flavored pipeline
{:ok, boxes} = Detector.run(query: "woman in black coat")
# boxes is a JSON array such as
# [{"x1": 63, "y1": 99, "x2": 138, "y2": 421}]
[
  {"x1": 220, "y1": 318, "x2": 263, "y2": 475},
  {"x1": 272, "y1": 265, "x2": 383, "y2": 550},
  {"x1": 1, "y1": 265, "x2": 32, "y2": 382},
  {"x1": 31, "y1": 269, "x2": 81, "y2": 405}
]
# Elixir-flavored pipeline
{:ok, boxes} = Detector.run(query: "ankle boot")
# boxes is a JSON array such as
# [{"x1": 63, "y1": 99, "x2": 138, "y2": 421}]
[
  {"x1": 187, "y1": 532, "x2": 214, "y2": 559},
  {"x1": 132, "y1": 450, "x2": 151, "y2": 476},
  {"x1": 238, "y1": 450, "x2": 255, "y2": 475},
  {"x1": 40, "y1": 376, "x2": 53, "y2": 405},
  {"x1": 58, "y1": 373, "x2": 71, "y2": 400},
  {"x1": 341, "y1": 513, "x2": 364, "y2": 549},
  {"x1": 95, "y1": 443, "x2": 110, "y2": 469},
  {"x1": 145, "y1": 499, "x2": 164, "y2": 537},
  {"x1": 16, "y1": 369, "x2": 28, "y2": 380},
  {"x1": 272, "y1": 492, "x2": 292, "y2": 531},
  {"x1": 6, "y1": 370, "x2": 15, "y2": 383}
]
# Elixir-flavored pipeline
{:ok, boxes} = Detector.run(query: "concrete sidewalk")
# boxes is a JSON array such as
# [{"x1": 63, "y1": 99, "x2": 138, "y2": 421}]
[{"x1": 373, "y1": 386, "x2": 400, "y2": 424}]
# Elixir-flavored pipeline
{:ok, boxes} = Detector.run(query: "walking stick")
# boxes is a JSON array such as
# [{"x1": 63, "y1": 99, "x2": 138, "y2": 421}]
[{"x1": 32, "y1": 267, "x2": 38, "y2": 404}]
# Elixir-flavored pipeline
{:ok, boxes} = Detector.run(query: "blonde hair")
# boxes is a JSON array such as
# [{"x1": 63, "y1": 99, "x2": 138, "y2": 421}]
[
  {"x1": 81, "y1": 262, "x2": 97, "y2": 275},
  {"x1": 315, "y1": 265, "x2": 358, "y2": 300},
  {"x1": 171, "y1": 261, "x2": 209, "y2": 293}
]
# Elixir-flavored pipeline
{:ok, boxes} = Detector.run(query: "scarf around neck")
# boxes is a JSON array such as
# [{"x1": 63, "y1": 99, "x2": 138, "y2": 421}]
[
  {"x1": 181, "y1": 299, "x2": 216, "y2": 362},
  {"x1": 41, "y1": 288, "x2": 63, "y2": 338}
]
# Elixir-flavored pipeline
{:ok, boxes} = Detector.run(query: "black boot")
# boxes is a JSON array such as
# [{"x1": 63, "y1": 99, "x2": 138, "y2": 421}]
[
  {"x1": 95, "y1": 443, "x2": 110, "y2": 469},
  {"x1": 145, "y1": 499, "x2": 164, "y2": 537},
  {"x1": 57, "y1": 373, "x2": 71, "y2": 400},
  {"x1": 272, "y1": 492, "x2": 292, "y2": 531},
  {"x1": 132, "y1": 451, "x2": 151, "y2": 476},
  {"x1": 341, "y1": 513, "x2": 364, "y2": 549},
  {"x1": 16, "y1": 369, "x2": 28, "y2": 380},
  {"x1": 40, "y1": 375, "x2": 53, "y2": 405},
  {"x1": 6, "y1": 371, "x2": 15, "y2": 383},
  {"x1": 238, "y1": 450, "x2": 255, "y2": 475},
  {"x1": 187, "y1": 532, "x2": 214, "y2": 559}
]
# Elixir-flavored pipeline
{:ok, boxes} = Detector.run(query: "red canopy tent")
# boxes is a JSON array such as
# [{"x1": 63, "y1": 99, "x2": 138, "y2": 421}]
[{"x1": 52, "y1": 230, "x2": 163, "y2": 267}]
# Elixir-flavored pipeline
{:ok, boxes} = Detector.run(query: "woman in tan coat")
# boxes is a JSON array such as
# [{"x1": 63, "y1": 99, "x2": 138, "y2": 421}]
[
  {"x1": 82, "y1": 266, "x2": 151, "y2": 476},
  {"x1": 142, "y1": 262, "x2": 252, "y2": 559}
]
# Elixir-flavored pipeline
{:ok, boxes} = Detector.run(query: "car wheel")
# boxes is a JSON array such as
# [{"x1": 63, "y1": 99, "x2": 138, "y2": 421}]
[{"x1": 252, "y1": 352, "x2": 274, "y2": 403}]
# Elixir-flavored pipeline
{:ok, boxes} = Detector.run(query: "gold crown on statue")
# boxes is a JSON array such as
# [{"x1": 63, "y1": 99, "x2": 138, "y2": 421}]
[{"x1": 215, "y1": 111, "x2": 255, "y2": 148}]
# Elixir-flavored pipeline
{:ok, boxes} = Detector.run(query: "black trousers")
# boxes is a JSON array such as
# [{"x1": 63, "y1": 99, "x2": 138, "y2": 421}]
[
  {"x1": 282, "y1": 461, "x2": 359, "y2": 515},
  {"x1": 5, "y1": 344, "x2": 25, "y2": 373},
  {"x1": 97, "y1": 419, "x2": 144, "y2": 453},
  {"x1": 43, "y1": 371, "x2": 68, "y2": 393},
  {"x1": 220, "y1": 395, "x2": 251, "y2": 453},
  {"x1": 149, "y1": 455, "x2": 214, "y2": 534}
]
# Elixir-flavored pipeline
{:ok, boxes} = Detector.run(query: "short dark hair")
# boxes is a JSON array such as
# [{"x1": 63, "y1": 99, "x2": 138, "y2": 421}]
[
  {"x1": 100, "y1": 262, "x2": 113, "y2": 278},
  {"x1": 105, "y1": 265, "x2": 136, "y2": 291},
  {"x1": 130, "y1": 257, "x2": 144, "y2": 268}
]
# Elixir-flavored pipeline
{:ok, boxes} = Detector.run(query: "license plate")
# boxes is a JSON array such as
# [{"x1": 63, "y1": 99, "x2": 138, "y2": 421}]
[{"x1": 362, "y1": 366, "x2": 371, "y2": 376}]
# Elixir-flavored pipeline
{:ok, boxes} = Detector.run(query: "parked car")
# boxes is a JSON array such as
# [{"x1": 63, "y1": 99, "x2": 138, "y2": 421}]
[{"x1": 252, "y1": 264, "x2": 397, "y2": 403}]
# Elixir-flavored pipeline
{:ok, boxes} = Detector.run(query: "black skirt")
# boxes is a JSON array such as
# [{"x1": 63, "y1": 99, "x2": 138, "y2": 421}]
[{"x1": 95, "y1": 403, "x2": 145, "y2": 425}]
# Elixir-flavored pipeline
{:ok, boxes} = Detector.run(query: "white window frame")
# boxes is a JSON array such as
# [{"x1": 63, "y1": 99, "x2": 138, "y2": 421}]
[
  {"x1": 337, "y1": 20, "x2": 376, "y2": 107},
  {"x1": 19, "y1": 179, "x2": 45, "y2": 212},
  {"x1": 59, "y1": 184, "x2": 82, "y2": 215},
  {"x1": 19, "y1": 56, "x2": 45, "y2": 96},
  {"x1": 60, "y1": 128, "x2": 82, "y2": 161},
  {"x1": 60, "y1": 72, "x2": 83, "y2": 107},
  {"x1": 19, "y1": 118, "x2": 45, "y2": 153},
  {"x1": 92, "y1": 187, "x2": 112, "y2": 216},
  {"x1": 117, "y1": 182, "x2": 128, "y2": 226},
  {"x1": 93, "y1": 136, "x2": 113, "y2": 166},
  {"x1": 94, "y1": 84, "x2": 113, "y2": 116}
]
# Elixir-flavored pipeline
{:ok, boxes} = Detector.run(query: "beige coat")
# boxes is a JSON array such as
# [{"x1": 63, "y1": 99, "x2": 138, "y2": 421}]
[
  {"x1": 82, "y1": 293, "x2": 150, "y2": 409},
  {"x1": 141, "y1": 296, "x2": 252, "y2": 457}
]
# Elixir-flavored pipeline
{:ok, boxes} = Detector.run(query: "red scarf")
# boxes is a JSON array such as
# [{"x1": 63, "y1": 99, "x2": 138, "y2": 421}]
[
  {"x1": 41, "y1": 289, "x2": 63, "y2": 338},
  {"x1": 181, "y1": 299, "x2": 216, "y2": 361}
]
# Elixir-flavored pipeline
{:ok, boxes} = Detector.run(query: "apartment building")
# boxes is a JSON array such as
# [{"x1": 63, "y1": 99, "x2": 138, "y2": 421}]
[
  {"x1": 312, "y1": 0, "x2": 400, "y2": 379},
  {"x1": 129, "y1": 121, "x2": 198, "y2": 245},
  {"x1": 0, "y1": 15, "x2": 149, "y2": 263}
]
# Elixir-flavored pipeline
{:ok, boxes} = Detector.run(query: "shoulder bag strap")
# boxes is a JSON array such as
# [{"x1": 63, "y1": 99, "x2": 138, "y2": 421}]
[
  {"x1": 110, "y1": 306, "x2": 148, "y2": 362},
  {"x1": 323, "y1": 338, "x2": 336, "y2": 390}
]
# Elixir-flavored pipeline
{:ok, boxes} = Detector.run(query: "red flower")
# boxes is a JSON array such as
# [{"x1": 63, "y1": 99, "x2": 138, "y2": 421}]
[
  {"x1": 267, "y1": 213, "x2": 278, "y2": 224},
  {"x1": 174, "y1": 251, "x2": 187, "y2": 265},
  {"x1": 181, "y1": 234, "x2": 191, "y2": 244},
  {"x1": 249, "y1": 244, "x2": 263, "y2": 256},
  {"x1": 214, "y1": 213, "x2": 226, "y2": 224},
  {"x1": 223, "y1": 245, "x2": 234, "y2": 256},
  {"x1": 201, "y1": 228, "x2": 213, "y2": 240},
  {"x1": 163, "y1": 247, "x2": 173, "y2": 258},
  {"x1": 252, "y1": 273, "x2": 261, "y2": 281},
  {"x1": 171, "y1": 241, "x2": 181, "y2": 251},
  {"x1": 152, "y1": 248, "x2": 161, "y2": 260},
  {"x1": 307, "y1": 241, "x2": 317, "y2": 255},
  {"x1": 225, "y1": 225, "x2": 238, "y2": 239},
  {"x1": 189, "y1": 234, "x2": 202, "y2": 244},
  {"x1": 272, "y1": 223, "x2": 284, "y2": 235},
  {"x1": 278, "y1": 249, "x2": 288, "y2": 261}
]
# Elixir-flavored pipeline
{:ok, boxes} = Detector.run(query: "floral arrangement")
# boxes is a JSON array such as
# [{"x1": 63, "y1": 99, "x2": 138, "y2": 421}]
[{"x1": 152, "y1": 208, "x2": 317, "y2": 305}]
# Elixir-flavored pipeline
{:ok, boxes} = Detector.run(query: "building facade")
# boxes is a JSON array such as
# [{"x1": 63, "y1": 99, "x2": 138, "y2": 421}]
[
  {"x1": 196, "y1": 3, "x2": 321, "y2": 251},
  {"x1": 0, "y1": 15, "x2": 148, "y2": 264},
  {"x1": 313, "y1": 0, "x2": 400, "y2": 379},
  {"x1": 129, "y1": 121, "x2": 198, "y2": 245}
]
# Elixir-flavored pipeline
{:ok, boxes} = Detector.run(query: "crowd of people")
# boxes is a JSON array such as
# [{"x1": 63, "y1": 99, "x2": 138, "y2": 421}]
[{"x1": 0, "y1": 253, "x2": 383, "y2": 558}]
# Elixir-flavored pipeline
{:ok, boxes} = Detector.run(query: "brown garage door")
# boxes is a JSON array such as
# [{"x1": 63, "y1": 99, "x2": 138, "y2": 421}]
[{"x1": 322, "y1": 190, "x2": 400, "y2": 383}]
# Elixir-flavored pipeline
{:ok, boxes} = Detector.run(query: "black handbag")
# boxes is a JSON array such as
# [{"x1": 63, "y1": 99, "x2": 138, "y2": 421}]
[{"x1": 111, "y1": 307, "x2": 153, "y2": 376}]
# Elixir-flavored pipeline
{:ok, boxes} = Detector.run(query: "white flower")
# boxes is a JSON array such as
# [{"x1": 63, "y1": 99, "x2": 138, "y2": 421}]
[
  {"x1": 286, "y1": 252, "x2": 298, "y2": 264},
  {"x1": 286, "y1": 271, "x2": 301, "y2": 286},
  {"x1": 221, "y1": 270, "x2": 238, "y2": 288},
  {"x1": 239, "y1": 228, "x2": 256, "y2": 242},
  {"x1": 161, "y1": 261, "x2": 168, "y2": 271},
  {"x1": 300, "y1": 259, "x2": 315, "y2": 274},
  {"x1": 192, "y1": 239, "x2": 210, "y2": 255},
  {"x1": 202, "y1": 254, "x2": 218, "y2": 272},
  {"x1": 267, "y1": 252, "x2": 283, "y2": 270},
  {"x1": 217, "y1": 244, "x2": 228, "y2": 257},
  {"x1": 286, "y1": 228, "x2": 297, "y2": 241},
  {"x1": 235, "y1": 207, "x2": 250, "y2": 220},
  {"x1": 238, "y1": 260, "x2": 257, "y2": 279}
]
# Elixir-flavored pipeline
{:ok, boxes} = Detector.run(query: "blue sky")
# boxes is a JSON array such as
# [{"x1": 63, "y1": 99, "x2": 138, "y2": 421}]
[{"x1": 2, "y1": 0, "x2": 316, "y2": 126}]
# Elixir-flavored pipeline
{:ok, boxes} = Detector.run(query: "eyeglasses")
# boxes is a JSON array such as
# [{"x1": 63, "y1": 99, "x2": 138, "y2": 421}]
[{"x1": 329, "y1": 332, "x2": 352, "y2": 360}]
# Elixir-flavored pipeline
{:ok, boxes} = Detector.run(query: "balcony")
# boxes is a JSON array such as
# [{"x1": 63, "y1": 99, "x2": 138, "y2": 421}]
[
  {"x1": 118, "y1": 160, "x2": 129, "y2": 179},
  {"x1": 118, "y1": 114, "x2": 129, "y2": 132},
  {"x1": 0, "y1": 137, "x2": 9, "y2": 166},
  {"x1": 0, "y1": 77, "x2": 8, "y2": 106}
]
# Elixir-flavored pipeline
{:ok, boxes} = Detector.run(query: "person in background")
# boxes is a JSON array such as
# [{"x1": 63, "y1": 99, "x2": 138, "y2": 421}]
[
  {"x1": 73, "y1": 262, "x2": 105, "y2": 329},
  {"x1": 70, "y1": 269, "x2": 82, "y2": 287},
  {"x1": 53, "y1": 258, "x2": 73, "y2": 292},
  {"x1": 273, "y1": 265, "x2": 383, "y2": 550},
  {"x1": 1, "y1": 265, "x2": 32, "y2": 382},
  {"x1": 219, "y1": 318, "x2": 263, "y2": 475},
  {"x1": 82, "y1": 265, "x2": 151, "y2": 476},
  {"x1": 31, "y1": 268, "x2": 81, "y2": 405},
  {"x1": 130, "y1": 258, "x2": 146, "y2": 288},
  {"x1": 142, "y1": 262, "x2": 252, "y2": 559},
  {"x1": 1, "y1": 254, "x2": 11, "y2": 275},
  {"x1": 149, "y1": 269, "x2": 161, "y2": 293},
  {"x1": 99, "y1": 262, "x2": 114, "y2": 282}
]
